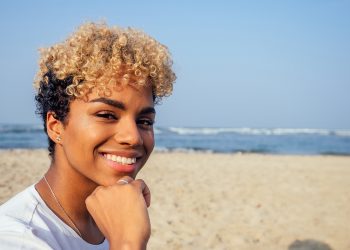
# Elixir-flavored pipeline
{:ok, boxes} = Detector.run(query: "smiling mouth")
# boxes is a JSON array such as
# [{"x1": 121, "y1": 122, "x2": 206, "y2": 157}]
[{"x1": 102, "y1": 153, "x2": 137, "y2": 165}]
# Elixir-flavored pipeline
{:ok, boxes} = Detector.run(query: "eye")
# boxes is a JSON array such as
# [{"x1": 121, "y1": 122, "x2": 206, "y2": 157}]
[
  {"x1": 137, "y1": 118, "x2": 155, "y2": 129},
  {"x1": 95, "y1": 112, "x2": 117, "y2": 120}
]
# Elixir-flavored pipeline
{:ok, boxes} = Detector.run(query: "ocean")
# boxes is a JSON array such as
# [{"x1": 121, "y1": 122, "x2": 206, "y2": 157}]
[{"x1": 1, "y1": 124, "x2": 350, "y2": 155}]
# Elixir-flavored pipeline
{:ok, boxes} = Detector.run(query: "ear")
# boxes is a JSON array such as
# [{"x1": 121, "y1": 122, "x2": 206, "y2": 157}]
[{"x1": 46, "y1": 112, "x2": 64, "y2": 144}]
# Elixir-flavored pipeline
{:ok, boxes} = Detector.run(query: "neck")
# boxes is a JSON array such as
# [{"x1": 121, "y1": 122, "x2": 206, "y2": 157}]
[
  {"x1": 35, "y1": 158, "x2": 103, "y2": 243},
  {"x1": 45, "y1": 165, "x2": 95, "y2": 218}
]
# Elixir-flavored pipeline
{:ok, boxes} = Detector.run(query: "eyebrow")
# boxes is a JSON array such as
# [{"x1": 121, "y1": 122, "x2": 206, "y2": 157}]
[
  {"x1": 140, "y1": 107, "x2": 156, "y2": 115},
  {"x1": 90, "y1": 97, "x2": 126, "y2": 110},
  {"x1": 89, "y1": 97, "x2": 156, "y2": 114}
]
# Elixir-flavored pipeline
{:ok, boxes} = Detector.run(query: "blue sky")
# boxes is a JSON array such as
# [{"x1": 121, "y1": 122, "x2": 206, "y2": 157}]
[{"x1": 0, "y1": 0, "x2": 349, "y2": 129}]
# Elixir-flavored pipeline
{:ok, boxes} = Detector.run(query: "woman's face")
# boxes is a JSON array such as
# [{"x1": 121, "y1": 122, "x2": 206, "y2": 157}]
[{"x1": 58, "y1": 84, "x2": 155, "y2": 186}]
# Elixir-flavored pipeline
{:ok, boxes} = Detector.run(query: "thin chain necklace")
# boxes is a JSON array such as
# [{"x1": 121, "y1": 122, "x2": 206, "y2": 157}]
[{"x1": 43, "y1": 175, "x2": 83, "y2": 238}]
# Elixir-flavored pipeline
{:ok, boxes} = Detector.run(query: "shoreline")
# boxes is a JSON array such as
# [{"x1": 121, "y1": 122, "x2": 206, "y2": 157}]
[
  {"x1": 1, "y1": 149, "x2": 349, "y2": 249},
  {"x1": 1, "y1": 148, "x2": 350, "y2": 157}
]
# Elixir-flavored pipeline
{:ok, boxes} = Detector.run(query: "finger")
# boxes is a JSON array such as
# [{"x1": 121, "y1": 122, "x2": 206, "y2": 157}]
[
  {"x1": 143, "y1": 184, "x2": 151, "y2": 208},
  {"x1": 134, "y1": 179, "x2": 151, "y2": 207},
  {"x1": 117, "y1": 179, "x2": 129, "y2": 185},
  {"x1": 89, "y1": 185, "x2": 104, "y2": 196},
  {"x1": 117, "y1": 176, "x2": 134, "y2": 185}
]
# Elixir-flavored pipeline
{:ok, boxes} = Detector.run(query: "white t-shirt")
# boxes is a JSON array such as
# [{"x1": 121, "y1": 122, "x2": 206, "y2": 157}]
[{"x1": 0, "y1": 185, "x2": 109, "y2": 250}]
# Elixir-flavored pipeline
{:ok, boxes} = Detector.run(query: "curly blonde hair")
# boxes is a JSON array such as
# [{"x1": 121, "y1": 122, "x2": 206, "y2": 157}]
[
  {"x1": 34, "y1": 22, "x2": 176, "y2": 159},
  {"x1": 34, "y1": 22, "x2": 176, "y2": 100}
]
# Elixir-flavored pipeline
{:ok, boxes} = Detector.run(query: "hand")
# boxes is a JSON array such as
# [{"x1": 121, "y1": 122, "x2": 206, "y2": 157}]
[{"x1": 85, "y1": 177, "x2": 151, "y2": 250}]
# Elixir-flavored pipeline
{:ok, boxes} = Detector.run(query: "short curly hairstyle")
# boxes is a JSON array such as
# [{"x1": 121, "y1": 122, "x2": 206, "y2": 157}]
[{"x1": 34, "y1": 22, "x2": 176, "y2": 159}]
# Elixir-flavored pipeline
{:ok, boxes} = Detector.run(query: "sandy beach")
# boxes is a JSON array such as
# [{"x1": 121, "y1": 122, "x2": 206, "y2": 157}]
[{"x1": 0, "y1": 149, "x2": 349, "y2": 250}]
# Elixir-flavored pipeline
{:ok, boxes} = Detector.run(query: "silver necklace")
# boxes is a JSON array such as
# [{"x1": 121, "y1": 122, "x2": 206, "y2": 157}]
[{"x1": 43, "y1": 175, "x2": 82, "y2": 238}]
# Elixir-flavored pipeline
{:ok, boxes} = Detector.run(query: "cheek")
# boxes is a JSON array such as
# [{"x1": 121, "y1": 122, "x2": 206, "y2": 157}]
[
  {"x1": 64, "y1": 119, "x2": 109, "y2": 152},
  {"x1": 143, "y1": 130, "x2": 155, "y2": 152}
]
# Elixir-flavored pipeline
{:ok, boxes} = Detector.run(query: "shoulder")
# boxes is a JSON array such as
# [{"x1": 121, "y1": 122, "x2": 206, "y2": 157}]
[
  {"x1": 0, "y1": 185, "x2": 54, "y2": 249},
  {"x1": 0, "y1": 186, "x2": 110, "y2": 249},
  {"x1": 0, "y1": 185, "x2": 39, "y2": 227}
]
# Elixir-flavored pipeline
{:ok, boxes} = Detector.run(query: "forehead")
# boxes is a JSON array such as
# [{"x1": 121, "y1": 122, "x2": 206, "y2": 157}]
[{"x1": 83, "y1": 83, "x2": 154, "y2": 103}]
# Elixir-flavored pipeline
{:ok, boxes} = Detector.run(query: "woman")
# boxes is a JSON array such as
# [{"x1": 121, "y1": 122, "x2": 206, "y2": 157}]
[{"x1": 0, "y1": 22, "x2": 176, "y2": 249}]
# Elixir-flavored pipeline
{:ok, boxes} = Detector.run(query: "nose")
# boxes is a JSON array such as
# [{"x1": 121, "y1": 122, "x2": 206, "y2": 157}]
[{"x1": 113, "y1": 117, "x2": 143, "y2": 146}]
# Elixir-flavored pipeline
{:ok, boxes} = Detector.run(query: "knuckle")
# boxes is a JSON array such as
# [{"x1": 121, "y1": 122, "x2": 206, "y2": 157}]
[
  {"x1": 134, "y1": 179, "x2": 145, "y2": 186},
  {"x1": 94, "y1": 185, "x2": 104, "y2": 192},
  {"x1": 85, "y1": 196, "x2": 93, "y2": 206}
]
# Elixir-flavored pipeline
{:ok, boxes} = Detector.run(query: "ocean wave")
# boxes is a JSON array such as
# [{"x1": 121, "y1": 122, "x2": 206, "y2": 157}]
[
  {"x1": 0, "y1": 124, "x2": 43, "y2": 133},
  {"x1": 154, "y1": 146, "x2": 272, "y2": 154},
  {"x1": 168, "y1": 127, "x2": 244, "y2": 135},
  {"x1": 154, "y1": 146, "x2": 214, "y2": 153},
  {"x1": 2, "y1": 124, "x2": 349, "y2": 138},
  {"x1": 333, "y1": 130, "x2": 350, "y2": 137},
  {"x1": 166, "y1": 127, "x2": 350, "y2": 136}
]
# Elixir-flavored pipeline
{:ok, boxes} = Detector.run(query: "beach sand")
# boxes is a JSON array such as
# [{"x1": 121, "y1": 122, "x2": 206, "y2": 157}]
[{"x1": 0, "y1": 149, "x2": 349, "y2": 250}]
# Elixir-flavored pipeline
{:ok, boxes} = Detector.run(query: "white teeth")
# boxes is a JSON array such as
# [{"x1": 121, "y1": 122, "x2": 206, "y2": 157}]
[{"x1": 104, "y1": 154, "x2": 137, "y2": 165}]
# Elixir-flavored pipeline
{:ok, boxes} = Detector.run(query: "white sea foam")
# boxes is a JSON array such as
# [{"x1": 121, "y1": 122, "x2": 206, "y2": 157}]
[
  {"x1": 271, "y1": 128, "x2": 330, "y2": 136},
  {"x1": 154, "y1": 146, "x2": 213, "y2": 153},
  {"x1": 166, "y1": 127, "x2": 350, "y2": 136},
  {"x1": 168, "y1": 127, "x2": 248, "y2": 135},
  {"x1": 334, "y1": 130, "x2": 350, "y2": 137}
]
